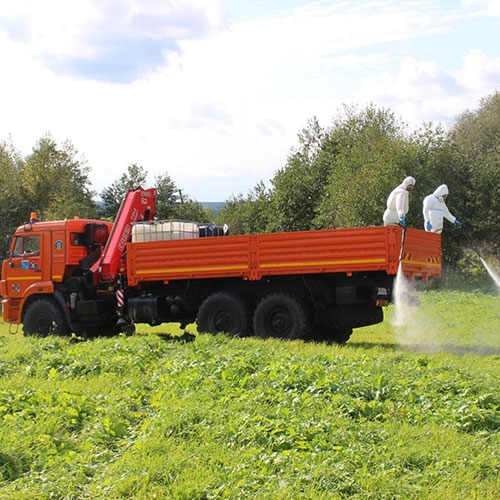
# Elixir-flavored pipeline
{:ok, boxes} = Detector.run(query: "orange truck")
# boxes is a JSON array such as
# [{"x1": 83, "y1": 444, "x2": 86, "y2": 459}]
[{"x1": 1, "y1": 188, "x2": 441, "y2": 342}]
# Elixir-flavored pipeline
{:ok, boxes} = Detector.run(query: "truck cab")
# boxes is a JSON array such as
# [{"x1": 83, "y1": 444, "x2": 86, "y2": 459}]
[{"x1": 1, "y1": 215, "x2": 112, "y2": 330}]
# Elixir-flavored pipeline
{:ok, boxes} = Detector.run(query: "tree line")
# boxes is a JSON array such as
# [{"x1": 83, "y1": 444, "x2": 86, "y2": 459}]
[
  {"x1": 0, "y1": 138, "x2": 211, "y2": 259},
  {"x1": 1, "y1": 90, "x2": 499, "y2": 273},
  {"x1": 217, "y1": 91, "x2": 500, "y2": 271}
]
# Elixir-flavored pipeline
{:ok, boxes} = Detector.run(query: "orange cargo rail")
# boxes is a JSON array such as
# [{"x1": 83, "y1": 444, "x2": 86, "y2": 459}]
[{"x1": 126, "y1": 225, "x2": 441, "y2": 286}]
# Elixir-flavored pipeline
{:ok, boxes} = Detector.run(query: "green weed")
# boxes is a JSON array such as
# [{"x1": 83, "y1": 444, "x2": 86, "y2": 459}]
[{"x1": 0, "y1": 290, "x2": 499, "y2": 499}]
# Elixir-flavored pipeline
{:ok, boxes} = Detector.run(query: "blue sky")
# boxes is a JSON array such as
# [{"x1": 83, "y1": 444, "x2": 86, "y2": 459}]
[{"x1": 0, "y1": 0, "x2": 499, "y2": 201}]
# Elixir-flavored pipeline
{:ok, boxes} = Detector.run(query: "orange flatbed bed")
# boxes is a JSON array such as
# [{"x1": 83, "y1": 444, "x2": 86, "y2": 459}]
[{"x1": 126, "y1": 226, "x2": 441, "y2": 286}]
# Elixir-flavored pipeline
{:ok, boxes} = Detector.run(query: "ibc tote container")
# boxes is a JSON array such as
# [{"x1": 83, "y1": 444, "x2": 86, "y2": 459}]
[{"x1": 132, "y1": 221, "x2": 199, "y2": 242}]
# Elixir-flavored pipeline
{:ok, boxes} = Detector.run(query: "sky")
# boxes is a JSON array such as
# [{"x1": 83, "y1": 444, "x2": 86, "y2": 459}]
[{"x1": 0, "y1": 0, "x2": 499, "y2": 202}]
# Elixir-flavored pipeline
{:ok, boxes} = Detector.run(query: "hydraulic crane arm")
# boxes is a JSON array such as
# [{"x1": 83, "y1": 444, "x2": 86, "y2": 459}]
[{"x1": 91, "y1": 187, "x2": 156, "y2": 283}]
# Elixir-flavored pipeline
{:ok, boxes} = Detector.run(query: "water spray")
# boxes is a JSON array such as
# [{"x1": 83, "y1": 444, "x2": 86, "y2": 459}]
[
  {"x1": 461, "y1": 230, "x2": 500, "y2": 291},
  {"x1": 480, "y1": 257, "x2": 500, "y2": 291},
  {"x1": 392, "y1": 225, "x2": 415, "y2": 328}
]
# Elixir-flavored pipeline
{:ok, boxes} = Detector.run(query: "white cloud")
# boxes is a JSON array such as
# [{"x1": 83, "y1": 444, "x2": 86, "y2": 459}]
[
  {"x1": 0, "y1": 0, "x2": 227, "y2": 81},
  {"x1": 364, "y1": 50, "x2": 500, "y2": 124},
  {"x1": 0, "y1": 0, "x2": 499, "y2": 200},
  {"x1": 463, "y1": 0, "x2": 500, "y2": 16}
]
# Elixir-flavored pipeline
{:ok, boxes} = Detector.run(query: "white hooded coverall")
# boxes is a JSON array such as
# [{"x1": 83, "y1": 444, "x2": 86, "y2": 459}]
[
  {"x1": 422, "y1": 184, "x2": 456, "y2": 234},
  {"x1": 383, "y1": 176, "x2": 415, "y2": 226}
]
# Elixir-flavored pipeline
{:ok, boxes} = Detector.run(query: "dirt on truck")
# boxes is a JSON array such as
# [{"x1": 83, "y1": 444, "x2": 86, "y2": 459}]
[{"x1": 1, "y1": 188, "x2": 442, "y2": 343}]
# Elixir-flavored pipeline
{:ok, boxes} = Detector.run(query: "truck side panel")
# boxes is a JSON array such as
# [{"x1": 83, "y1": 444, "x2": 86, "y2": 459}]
[
  {"x1": 126, "y1": 226, "x2": 438, "y2": 286},
  {"x1": 126, "y1": 235, "x2": 252, "y2": 286},
  {"x1": 255, "y1": 226, "x2": 399, "y2": 279},
  {"x1": 401, "y1": 228, "x2": 442, "y2": 279}
]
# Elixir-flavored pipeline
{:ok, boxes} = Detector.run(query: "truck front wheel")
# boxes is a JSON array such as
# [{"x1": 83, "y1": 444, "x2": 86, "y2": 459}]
[
  {"x1": 253, "y1": 294, "x2": 312, "y2": 340},
  {"x1": 23, "y1": 298, "x2": 70, "y2": 337},
  {"x1": 197, "y1": 292, "x2": 251, "y2": 336}
]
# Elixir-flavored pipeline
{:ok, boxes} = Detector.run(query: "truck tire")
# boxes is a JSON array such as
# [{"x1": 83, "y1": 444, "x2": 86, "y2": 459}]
[
  {"x1": 253, "y1": 294, "x2": 311, "y2": 340},
  {"x1": 23, "y1": 298, "x2": 70, "y2": 337},
  {"x1": 196, "y1": 292, "x2": 251, "y2": 336}
]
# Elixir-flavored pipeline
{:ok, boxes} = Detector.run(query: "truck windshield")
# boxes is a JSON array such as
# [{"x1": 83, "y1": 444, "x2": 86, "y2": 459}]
[{"x1": 12, "y1": 235, "x2": 40, "y2": 257}]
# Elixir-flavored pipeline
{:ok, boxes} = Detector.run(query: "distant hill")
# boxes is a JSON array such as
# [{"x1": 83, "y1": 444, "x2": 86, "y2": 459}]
[
  {"x1": 95, "y1": 200, "x2": 225, "y2": 215},
  {"x1": 200, "y1": 202, "x2": 225, "y2": 214}
]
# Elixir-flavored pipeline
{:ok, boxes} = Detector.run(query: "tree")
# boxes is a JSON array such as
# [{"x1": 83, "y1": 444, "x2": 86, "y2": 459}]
[
  {"x1": 100, "y1": 163, "x2": 148, "y2": 218},
  {"x1": 154, "y1": 172, "x2": 179, "y2": 219},
  {"x1": 268, "y1": 117, "x2": 328, "y2": 232},
  {"x1": 174, "y1": 199, "x2": 210, "y2": 222},
  {"x1": 447, "y1": 91, "x2": 500, "y2": 253},
  {"x1": 312, "y1": 105, "x2": 414, "y2": 229},
  {"x1": 173, "y1": 189, "x2": 210, "y2": 221},
  {"x1": 217, "y1": 181, "x2": 272, "y2": 235},
  {"x1": 0, "y1": 141, "x2": 25, "y2": 259},
  {"x1": 21, "y1": 135, "x2": 96, "y2": 220}
]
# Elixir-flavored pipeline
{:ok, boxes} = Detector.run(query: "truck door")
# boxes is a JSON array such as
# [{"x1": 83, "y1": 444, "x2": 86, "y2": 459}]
[
  {"x1": 6, "y1": 233, "x2": 46, "y2": 297},
  {"x1": 51, "y1": 230, "x2": 66, "y2": 282}
]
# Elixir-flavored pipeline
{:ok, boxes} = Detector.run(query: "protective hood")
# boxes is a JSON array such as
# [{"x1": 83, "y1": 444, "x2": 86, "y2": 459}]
[
  {"x1": 402, "y1": 176, "x2": 416, "y2": 189},
  {"x1": 433, "y1": 184, "x2": 449, "y2": 199}
]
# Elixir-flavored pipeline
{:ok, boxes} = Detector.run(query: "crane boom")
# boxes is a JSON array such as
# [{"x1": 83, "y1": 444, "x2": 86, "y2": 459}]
[{"x1": 91, "y1": 187, "x2": 156, "y2": 282}]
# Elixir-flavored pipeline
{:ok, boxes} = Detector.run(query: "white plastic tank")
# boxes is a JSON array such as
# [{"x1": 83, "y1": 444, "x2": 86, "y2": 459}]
[{"x1": 132, "y1": 221, "x2": 200, "y2": 242}]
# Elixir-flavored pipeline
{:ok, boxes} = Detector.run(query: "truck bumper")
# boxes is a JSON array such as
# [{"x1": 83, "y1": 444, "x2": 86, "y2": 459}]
[{"x1": 2, "y1": 298, "x2": 22, "y2": 324}]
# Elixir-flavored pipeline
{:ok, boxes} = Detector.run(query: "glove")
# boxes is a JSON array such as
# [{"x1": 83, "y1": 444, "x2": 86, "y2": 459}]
[
  {"x1": 399, "y1": 216, "x2": 406, "y2": 227},
  {"x1": 426, "y1": 221, "x2": 432, "y2": 231},
  {"x1": 454, "y1": 219, "x2": 462, "y2": 227}
]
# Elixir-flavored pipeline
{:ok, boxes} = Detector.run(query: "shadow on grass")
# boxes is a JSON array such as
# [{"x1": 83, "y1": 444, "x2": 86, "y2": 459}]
[
  {"x1": 348, "y1": 341, "x2": 500, "y2": 356},
  {"x1": 157, "y1": 331, "x2": 196, "y2": 343}
]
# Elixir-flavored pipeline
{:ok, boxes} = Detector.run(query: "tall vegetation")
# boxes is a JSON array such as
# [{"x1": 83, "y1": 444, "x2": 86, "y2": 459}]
[
  {"x1": 448, "y1": 92, "x2": 500, "y2": 251},
  {"x1": 217, "y1": 91, "x2": 500, "y2": 268},
  {"x1": 0, "y1": 137, "x2": 211, "y2": 268},
  {"x1": 0, "y1": 143, "x2": 25, "y2": 260},
  {"x1": 99, "y1": 163, "x2": 148, "y2": 218},
  {"x1": 0, "y1": 136, "x2": 96, "y2": 259},
  {"x1": 1, "y1": 91, "x2": 500, "y2": 270},
  {"x1": 99, "y1": 164, "x2": 210, "y2": 222}
]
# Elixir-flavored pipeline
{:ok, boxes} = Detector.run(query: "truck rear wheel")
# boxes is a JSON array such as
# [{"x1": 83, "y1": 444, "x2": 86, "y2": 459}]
[
  {"x1": 23, "y1": 298, "x2": 70, "y2": 337},
  {"x1": 253, "y1": 294, "x2": 311, "y2": 340},
  {"x1": 196, "y1": 292, "x2": 251, "y2": 336}
]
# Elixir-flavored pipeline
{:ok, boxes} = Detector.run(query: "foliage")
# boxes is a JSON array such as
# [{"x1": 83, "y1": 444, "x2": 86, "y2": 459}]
[
  {"x1": 154, "y1": 172, "x2": 179, "y2": 219},
  {"x1": 100, "y1": 168, "x2": 209, "y2": 222},
  {"x1": 99, "y1": 163, "x2": 148, "y2": 218},
  {"x1": 0, "y1": 290, "x2": 499, "y2": 499},
  {"x1": 174, "y1": 190, "x2": 211, "y2": 222},
  {"x1": 313, "y1": 105, "x2": 412, "y2": 229},
  {"x1": 268, "y1": 117, "x2": 328, "y2": 232},
  {"x1": 221, "y1": 94, "x2": 500, "y2": 271},
  {"x1": 447, "y1": 91, "x2": 500, "y2": 254},
  {"x1": 21, "y1": 137, "x2": 96, "y2": 221},
  {"x1": 0, "y1": 136, "x2": 96, "y2": 266},
  {"x1": 0, "y1": 142, "x2": 25, "y2": 259},
  {"x1": 217, "y1": 181, "x2": 272, "y2": 234}
]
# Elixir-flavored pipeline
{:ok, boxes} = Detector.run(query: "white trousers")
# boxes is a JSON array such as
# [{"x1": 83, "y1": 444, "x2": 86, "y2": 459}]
[{"x1": 383, "y1": 208, "x2": 400, "y2": 226}]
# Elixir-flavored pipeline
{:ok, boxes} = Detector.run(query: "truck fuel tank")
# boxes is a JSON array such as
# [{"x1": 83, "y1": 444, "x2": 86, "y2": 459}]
[{"x1": 128, "y1": 296, "x2": 162, "y2": 325}]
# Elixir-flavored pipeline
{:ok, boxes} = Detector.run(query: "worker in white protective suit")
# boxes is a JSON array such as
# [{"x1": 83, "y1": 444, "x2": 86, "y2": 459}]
[
  {"x1": 383, "y1": 176, "x2": 416, "y2": 227},
  {"x1": 422, "y1": 184, "x2": 462, "y2": 233}
]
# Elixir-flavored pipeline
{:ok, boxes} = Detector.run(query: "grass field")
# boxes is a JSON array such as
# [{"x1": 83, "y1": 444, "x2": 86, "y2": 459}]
[{"x1": 1, "y1": 289, "x2": 499, "y2": 499}]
